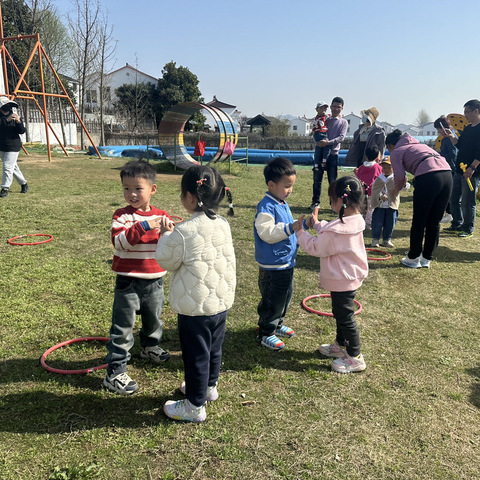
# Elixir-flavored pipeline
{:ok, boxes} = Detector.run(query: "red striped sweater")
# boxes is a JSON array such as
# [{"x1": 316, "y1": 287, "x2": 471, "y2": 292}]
[{"x1": 111, "y1": 205, "x2": 172, "y2": 279}]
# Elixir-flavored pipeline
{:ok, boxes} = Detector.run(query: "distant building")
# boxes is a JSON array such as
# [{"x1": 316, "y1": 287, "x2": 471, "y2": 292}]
[
  {"x1": 395, "y1": 123, "x2": 421, "y2": 136},
  {"x1": 85, "y1": 63, "x2": 158, "y2": 114},
  {"x1": 419, "y1": 122, "x2": 436, "y2": 136},
  {"x1": 203, "y1": 96, "x2": 237, "y2": 131},
  {"x1": 344, "y1": 113, "x2": 362, "y2": 138},
  {"x1": 288, "y1": 116, "x2": 311, "y2": 136}
]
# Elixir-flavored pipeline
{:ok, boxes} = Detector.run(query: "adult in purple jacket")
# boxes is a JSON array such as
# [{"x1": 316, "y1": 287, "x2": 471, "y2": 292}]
[{"x1": 386, "y1": 129, "x2": 452, "y2": 269}]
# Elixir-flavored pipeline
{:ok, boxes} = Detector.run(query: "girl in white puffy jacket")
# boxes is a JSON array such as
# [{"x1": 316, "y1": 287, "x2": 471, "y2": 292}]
[{"x1": 156, "y1": 165, "x2": 236, "y2": 422}]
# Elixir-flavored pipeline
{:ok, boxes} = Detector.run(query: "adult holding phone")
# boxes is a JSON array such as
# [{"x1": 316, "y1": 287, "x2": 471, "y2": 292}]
[
  {"x1": 0, "y1": 97, "x2": 28, "y2": 198},
  {"x1": 442, "y1": 99, "x2": 480, "y2": 238}
]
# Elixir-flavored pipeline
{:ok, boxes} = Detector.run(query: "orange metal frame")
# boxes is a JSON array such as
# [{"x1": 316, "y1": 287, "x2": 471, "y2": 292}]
[{"x1": 0, "y1": 2, "x2": 101, "y2": 160}]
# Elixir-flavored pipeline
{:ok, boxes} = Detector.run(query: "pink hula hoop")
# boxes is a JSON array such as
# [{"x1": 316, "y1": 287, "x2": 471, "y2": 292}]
[
  {"x1": 8, "y1": 233, "x2": 54, "y2": 246},
  {"x1": 365, "y1": 248, "x2": 392, "y2": 261},
  {"x1": 40, "y1": 337, "x2": 109, "y2": 375},
  {"x1": 170, "y1": 215, "x2": 183, "y2": 223},
  {"x1": 302, "y1": 294, "x2": 363, "y2": 317}
]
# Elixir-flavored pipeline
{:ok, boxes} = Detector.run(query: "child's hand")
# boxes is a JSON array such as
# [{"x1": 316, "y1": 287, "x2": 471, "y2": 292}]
[
  {"x1": 146, "y1": 217, "x2": 161, "y2": 231},
  {"x1": 380, "y1": 194, "x2": 388, "y2": 202},
  {"x1": 292, "y1": 216, "x2": 305, "y2": 232},
  {"x1": 307, "y1": 206, "x2": 319, "y2": 227},
  {"x1": 159, "y1": 217, "x2": 175, "y2": 235}
]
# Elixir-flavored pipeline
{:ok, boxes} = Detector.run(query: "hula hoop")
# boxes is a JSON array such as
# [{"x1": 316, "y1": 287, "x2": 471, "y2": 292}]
[
  {"x1": 170, "y1": 215, "x2": 183, "y2": 223},
  {"x1": 8, "y1": 233, "x2": 54, "y2": 246},
  {"x1": 302, "y1": 294, "x2": 363, "y2": 317},
  {"x1": 40, "y1": 337, "x2": 109, "y2": 375},
  {"x1": 365, "y1": 248, "x2": 392, "y2": 261}
]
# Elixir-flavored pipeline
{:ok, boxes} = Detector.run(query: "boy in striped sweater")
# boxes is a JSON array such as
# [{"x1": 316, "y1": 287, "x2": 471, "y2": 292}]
[{"x1": 104, "y1": 160, "x2": 172, "y2": 395}]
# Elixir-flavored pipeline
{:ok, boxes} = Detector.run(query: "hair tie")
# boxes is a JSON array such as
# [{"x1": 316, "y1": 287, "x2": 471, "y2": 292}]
[
  {"x1": 198, "y1": 201, "x2": 203, "y2": 207},
  {"x1": 196, "y1": 178, "x2": 208, "y2": 186}
]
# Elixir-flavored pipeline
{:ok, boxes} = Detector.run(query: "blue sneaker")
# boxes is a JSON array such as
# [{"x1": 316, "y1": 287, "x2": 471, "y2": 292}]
[
  {"x1": 275, "y1": 325, "x2": 295, "y2": 338},
  {"x1": 458, "y1": 231, "x2": 473, "y2": 238},
  {"x1": 260, "y1": 334, "x2": 285, "y2": 350}
]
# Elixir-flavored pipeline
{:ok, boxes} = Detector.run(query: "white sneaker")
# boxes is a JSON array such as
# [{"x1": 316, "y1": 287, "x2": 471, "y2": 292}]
[
  {"x1": 163, "y1": 399, "x2": 206, "y2": 422},
  {"x1": 103, "y1": 372, "x2": 139, "y2": 395},
  {"x1": 331, "y1": 353, "x2": 366, "y2": 373},
  {"x1": 381, "y1": 240, "x2": 394, "y2": 248},
  {"x1": 180, "y1": 381, "x2": 219, "y2": 401},
  {"x1": 140, "y1": 345, "x2": 171, "y2": 363},
  {"x1": 401, "y1": 255, "x2": 421, "y2": 268},
  {"x1": 440, "y1": 213, "x2": 453, "y2": 224},
  {"x1": 318, "y1": 341, "x2": 346, "y2": 358},
  {"x1": 419, "y1": 254, "x2": 430, "y2": 268}
]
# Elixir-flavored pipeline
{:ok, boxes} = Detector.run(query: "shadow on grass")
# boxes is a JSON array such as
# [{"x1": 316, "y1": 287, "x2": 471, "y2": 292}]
[
  {"x1": 466, "y1": 364, "x2": 480, "y2": 409},
  {"x1": 0, "y1": 388, "x2": 169, "y2": 433}
]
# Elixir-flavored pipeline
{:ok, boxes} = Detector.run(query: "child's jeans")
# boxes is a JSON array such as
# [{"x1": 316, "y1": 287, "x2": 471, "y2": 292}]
[
  {"x1": 313, "y1": 132, "x2": 331, "y2": 168},
  {"x1": 106, "y1": 275, "x2": 165, "y2": 375},
  {"x1": 371, "y1": 207, "x2": 398, "y2": 241},
  {"x1": 331, "y1": 290, "x2": 361, "y2": 357},
  {"x1": 178, "y1": 310, "x2": 227, "y2": 407},
  {"x1": 257, "y1": 267, "x2": 294, "y2": 337}
]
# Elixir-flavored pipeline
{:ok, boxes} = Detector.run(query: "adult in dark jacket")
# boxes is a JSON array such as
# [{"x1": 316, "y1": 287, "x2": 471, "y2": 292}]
[
  {"x1": 442, "y1": 99, "x2": 480, "y2": 238},
  {"x1": 345, "y1": 107, "x2": 386, "y2": 167},
  {"x1": 0, "y1": 97, "x2": 28, "y2": 198}
]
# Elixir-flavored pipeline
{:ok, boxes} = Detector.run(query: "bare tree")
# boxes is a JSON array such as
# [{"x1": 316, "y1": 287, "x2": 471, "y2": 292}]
[
  {"x1": 68, "y1": 0, "x2": 102, "y2": 148},
  {"x1": 97, "y1": 14, "x2": 116, "y2": 146},
  {"x1": 415, "y1": 109, "x2": 432, "y2": 128},
  {"x1": 32, "y1": 4, "x2": 75, "y2": 145}
]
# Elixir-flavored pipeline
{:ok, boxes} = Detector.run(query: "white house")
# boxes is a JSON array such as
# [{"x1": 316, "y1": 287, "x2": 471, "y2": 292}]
[
  {"x1": 85, "y1": 63, "x2": 158, "y2": 113},
  {"x1": 419, "y1": 122, "x2": 436, "y2": 136},
  {"x1": 289, "y1": 116, "x2": 311, "y2": 136},
  {"x1": 344, "y1": 113, "x2": 362, "y2": 138},
  {"x1": 395, "y1": 123, "x2": 421, "y2": 136}
]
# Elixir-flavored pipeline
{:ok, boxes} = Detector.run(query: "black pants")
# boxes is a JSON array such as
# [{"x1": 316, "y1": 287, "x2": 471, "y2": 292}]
[
  {"x1": 178, "y1": 311, "x2": 227, "y2": 407},
  {"x1": 331, "y1": 290, "x2": 360, "y2": 357},
  {"x1": 408, "y1": 170, "x2": 453, "y2": 260},
  {"x1": 257, "y1": 267, "x2": 294, "y2": 336},
  {"x1": 312, "y1": 154, "x2": 338, "y2": 204}
]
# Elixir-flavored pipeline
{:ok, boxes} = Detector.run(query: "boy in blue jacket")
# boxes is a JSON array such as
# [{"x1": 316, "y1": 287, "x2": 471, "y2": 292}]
[{"x1": 254, "y1": 157, "x2": 302, "y2": 350}]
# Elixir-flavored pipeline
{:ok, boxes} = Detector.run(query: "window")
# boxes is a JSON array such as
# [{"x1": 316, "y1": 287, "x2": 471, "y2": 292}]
[
  {"x1": 86, "y1": 89, "x2": 97, "y2": 103},
  {"x1": 293, "y1": 125, "x2": 297, "y2": 131}
]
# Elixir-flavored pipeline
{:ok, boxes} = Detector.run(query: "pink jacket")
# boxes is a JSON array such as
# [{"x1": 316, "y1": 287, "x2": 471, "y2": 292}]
[
  {"x1": 297, "y1": 214, "x2": 368, "y2": 292},
  {"x1": 355, "y1": 162, "x2": 383, "y2": 196}
]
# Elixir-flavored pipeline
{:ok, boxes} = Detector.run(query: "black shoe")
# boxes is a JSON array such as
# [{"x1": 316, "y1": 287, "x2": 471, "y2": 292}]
[
  {"x1": 20, "y1": 183, "x2": 29, "y2": 194},
  {"x1": 0, "y1": 188, "x2": 8, "y2": 198},
  {"x1": 309, "y1": 202, "x2": 319, "y2": 211}
]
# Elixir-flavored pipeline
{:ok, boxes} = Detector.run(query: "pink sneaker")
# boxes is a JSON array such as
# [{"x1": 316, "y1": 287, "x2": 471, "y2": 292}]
[
  {"x1": 331, "y1": 353, "x2": 366, "y2": 373},
  {"x1": 318, "y1": 341, "x2": 346, "y2": 358}
]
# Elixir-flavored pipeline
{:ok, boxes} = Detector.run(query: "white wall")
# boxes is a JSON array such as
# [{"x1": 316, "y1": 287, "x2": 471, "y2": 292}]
[
  {"x1": 289, "y1": 118, "x2": 310, "y2": 136},
  {"x1": 27, "y1": 122, "x2": 77, "y2": 145},
  {"x1": 344, "y1": 113, "x2": 361, "y2": 137},
  {"x1": 419, "y1": 122, "x2": 436, "y2": 136}
]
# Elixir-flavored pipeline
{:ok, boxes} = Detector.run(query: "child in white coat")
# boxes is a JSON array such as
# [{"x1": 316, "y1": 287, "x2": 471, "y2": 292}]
[{"x1": 156, "y1": 165, "x2": 235, "y2": 422}]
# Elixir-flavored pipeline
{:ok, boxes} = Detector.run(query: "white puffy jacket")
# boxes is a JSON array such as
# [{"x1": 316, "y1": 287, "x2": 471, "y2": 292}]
[{"x1": 155, "y1": 212, "x2": 236, "y2": 316}]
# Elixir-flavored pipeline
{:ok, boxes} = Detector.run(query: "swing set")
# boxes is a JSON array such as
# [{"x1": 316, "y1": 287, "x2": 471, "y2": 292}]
[{"x1": 0, "y1": 0, "x2": 101, "y2": 161}]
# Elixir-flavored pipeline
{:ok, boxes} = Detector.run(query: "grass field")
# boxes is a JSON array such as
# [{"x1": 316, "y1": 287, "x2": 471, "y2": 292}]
[{"x1": 0, "y1": 153, "x2": 479, "y2": 480}]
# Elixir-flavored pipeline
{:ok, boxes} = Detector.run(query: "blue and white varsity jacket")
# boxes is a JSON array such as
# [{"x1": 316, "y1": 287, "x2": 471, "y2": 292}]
[{"x1": 254, "y1": 192, "x2": 298, "y2": 270}]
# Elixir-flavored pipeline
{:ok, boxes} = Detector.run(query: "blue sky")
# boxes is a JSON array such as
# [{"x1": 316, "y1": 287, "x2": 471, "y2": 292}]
[{"x1": 57, "y1": 0, "x2": 480, "y2": 125}]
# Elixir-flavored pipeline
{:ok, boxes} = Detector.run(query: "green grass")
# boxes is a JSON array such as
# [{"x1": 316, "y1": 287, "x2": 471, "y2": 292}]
[{"x1": 1, "y1": 153, "x2": 479, "y2": 480}]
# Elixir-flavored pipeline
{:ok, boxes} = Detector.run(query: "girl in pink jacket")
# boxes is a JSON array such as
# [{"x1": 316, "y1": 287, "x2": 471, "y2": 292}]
[{"x1": 296, "y1": 176, "x2": 368, "y2": 373}]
